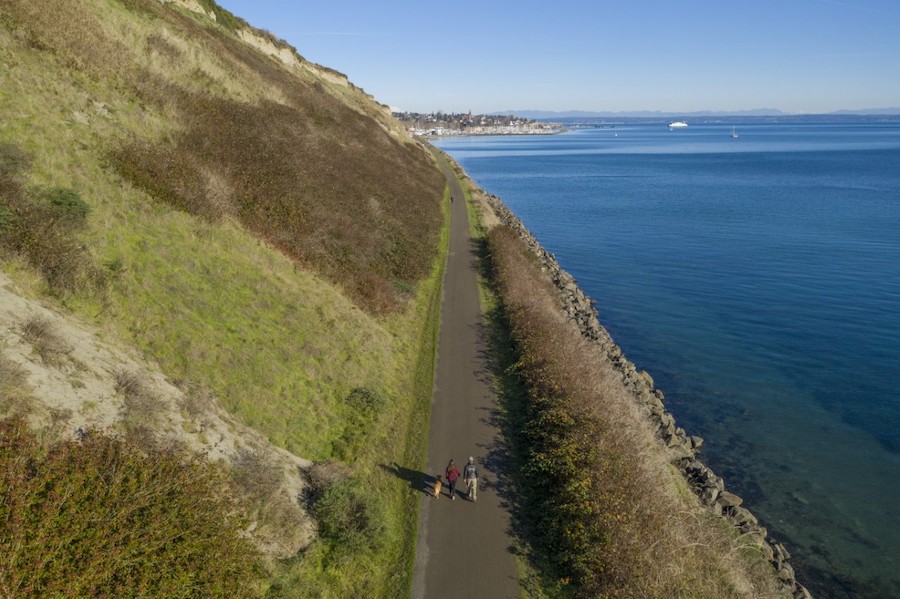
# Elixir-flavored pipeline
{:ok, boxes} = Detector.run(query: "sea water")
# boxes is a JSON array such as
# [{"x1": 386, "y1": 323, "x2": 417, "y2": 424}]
[{"x1": 434, "y1": 124, "x2": 900, "y2": 598}]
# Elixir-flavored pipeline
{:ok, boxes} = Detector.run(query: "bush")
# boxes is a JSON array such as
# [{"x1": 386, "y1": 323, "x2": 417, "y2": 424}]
[
  {"x1": 0, "y1": 205, "x2": 15, "y2": 234},
  {"x1": 45, "y1": 187, "x2": 90, "y2": 227},
  {"x1": 0, "y1": 416, "x2": 264, "y2": 597},
  {"x1": 0, "y1": 147, "x2": 99, "y2": 294},
  {"x1": 0, "y1": 143, "x2": 28, "y2": 239},
  {"x1": 0, "y1": 142, "x2": 30, "y2": 180},
  {"x1": 486, "y1": 223, "x2": 784, "y2": 598},
  {"x1": 309, "y1": 476, "x2": 385, "y2": 554},
  {"x1": 13, "y1": 208, "x2": 97, "y2": 293},
  {"x1": 231, "y1": 446, "x2": 282, "y2": 504},
  {"x1": 18, "y1": 315, "x2": 73, "y2": 366}
]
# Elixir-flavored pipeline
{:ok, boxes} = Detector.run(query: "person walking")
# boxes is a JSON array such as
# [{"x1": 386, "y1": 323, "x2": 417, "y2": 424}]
[
  {"x1": 445, "y1": 459, "x2": 461, "y2": 500},
  {"x1": 464, "y1": 456, "x2": 478, "y2": 501}
]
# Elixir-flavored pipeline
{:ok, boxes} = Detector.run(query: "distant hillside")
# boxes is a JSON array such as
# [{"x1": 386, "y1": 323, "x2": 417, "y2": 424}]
[{"x1": 1, "y1": 0, "x2": 447, "y2": 595}]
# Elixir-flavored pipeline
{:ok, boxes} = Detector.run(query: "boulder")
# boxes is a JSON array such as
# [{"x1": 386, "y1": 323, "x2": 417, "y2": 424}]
[
  {"x1": 717, "y1": 491, "x2": 743, "y2": 508},
  {"x1": 730, "y1": 506, "x2": 758, "y2": 526},
  {"x1": 701, "y1": 486, "x2": 719, "y2": 505},
  {"x1": 793, "y1": 585, "x2": 813, "y2": 599},
  {"x1": 776, "y1": 563, "x2": 795, "y2": 582}
]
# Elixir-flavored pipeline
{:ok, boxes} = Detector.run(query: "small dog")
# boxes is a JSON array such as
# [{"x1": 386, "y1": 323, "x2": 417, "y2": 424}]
[{"x1": 432, "y1": 475, "x2": 442, "y2": 499}]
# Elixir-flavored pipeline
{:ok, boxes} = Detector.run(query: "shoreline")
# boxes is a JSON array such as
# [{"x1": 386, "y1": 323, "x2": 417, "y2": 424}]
[
  {"x1": 478, "y1": 188, "x2": 813, "y2": 598},
  {"x1": 411, "y1": 126, "x2": 567, "y2": 138}
]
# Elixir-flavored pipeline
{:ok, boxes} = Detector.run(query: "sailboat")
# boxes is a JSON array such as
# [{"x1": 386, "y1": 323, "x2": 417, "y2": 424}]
[{"x1": 730, "y1": 127, "x2": 739, "y2": 139}]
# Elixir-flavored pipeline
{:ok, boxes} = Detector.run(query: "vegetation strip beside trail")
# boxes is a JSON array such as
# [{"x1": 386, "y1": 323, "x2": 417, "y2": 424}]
[
  {"x1": 446, "y1": 166, "x2": 787, "y2": 598},
  {"x1": 394, "y1": 184, "x2": 451, "y2": 595}
]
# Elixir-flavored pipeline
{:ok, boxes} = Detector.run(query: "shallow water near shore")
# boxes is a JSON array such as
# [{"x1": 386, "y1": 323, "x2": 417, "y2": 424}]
[{"x1": 435, "y1": 123, "x2": 900, "y2": 598}]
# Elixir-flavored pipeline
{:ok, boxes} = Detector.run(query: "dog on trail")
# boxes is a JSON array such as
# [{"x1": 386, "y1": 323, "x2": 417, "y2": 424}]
[{"x1": 432, "y1": 475, "x2": 442, "y2": 499}]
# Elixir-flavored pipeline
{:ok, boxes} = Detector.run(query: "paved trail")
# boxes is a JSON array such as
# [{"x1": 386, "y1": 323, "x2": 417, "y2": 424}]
[{"x1": 411, "y1": 152, "x2": 520, "y2": 599}]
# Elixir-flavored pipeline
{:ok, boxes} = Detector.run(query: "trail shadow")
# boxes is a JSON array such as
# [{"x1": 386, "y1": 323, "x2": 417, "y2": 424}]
[{"x1": 380, "y1": 462, "x2": 439, "y2": 497}]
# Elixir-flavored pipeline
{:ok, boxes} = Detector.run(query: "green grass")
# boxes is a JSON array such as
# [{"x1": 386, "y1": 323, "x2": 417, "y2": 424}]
[{"x1": 102, "y1": 213, "x2": 400, "y2": 459}]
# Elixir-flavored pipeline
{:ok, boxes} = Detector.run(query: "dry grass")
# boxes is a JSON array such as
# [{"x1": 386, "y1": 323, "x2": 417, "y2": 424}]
[
  {"x1": 487, "y1": 225, "x2": 784, "y2": 598},
  {"x1": 175, "y1": 378, "x2": 217, "y2": 421},
  {"x1": 0, "y1": 354, "x2": 35, "y2": 417},
  {"x1": 18, "y1": 316, "x2": 72, "y2": 366},
  {"x1": 115, "y1": 368, "x2": 165, "y2": 430}
]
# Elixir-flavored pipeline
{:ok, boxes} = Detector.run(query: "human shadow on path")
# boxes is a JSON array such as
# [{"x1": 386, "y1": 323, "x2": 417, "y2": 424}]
[{"x1": 380, "y1": 462, "x2": 439, "y2": 497}]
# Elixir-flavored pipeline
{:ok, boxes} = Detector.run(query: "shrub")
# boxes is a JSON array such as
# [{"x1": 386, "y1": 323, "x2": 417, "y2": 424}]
[
  {"x1": 485, "y1": 224, "x2": 779, "y2": 598},
  {"x1": 0, "y1": 147, "x2": 99, "y2": 294},
  {"x1": 231, "y1": 446, "x2": 282, "y2": 505},
  {"x1": 0, "y1": 143, "x2": 28, "y2": 240},
  {"x1": 13, "y1": 207, "x2": 97, "y2": 293},
  {"x1": 0, "y1": 205, "x2": 15, "y2": 234},
  {"x1": 45, "y1": 187, "x2": 90, "y2": 227},
  {"x1": 18, "y1": 315, "x2": 72, "y2": 366},
  {"x1": 0, "y1": 142, "x2": 30, "y2": 181},
  {"x1": 0, "y1": 416, "x2": 264, "y2": 597},
  {"x1": 308, "y1": 476, "x2": 385, "y2": 554}
]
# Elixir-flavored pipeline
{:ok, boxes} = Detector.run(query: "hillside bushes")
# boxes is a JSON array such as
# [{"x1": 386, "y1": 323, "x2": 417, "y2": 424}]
[
  {"x1": 0, "y1": 416, "x2": 264, "y2": 597},
  {"x1": 108, "y1": 0, "x2": 444, "y2": 313},
  {"x1": 112, "y1": 86, "x2": 444, "y2": 313},
  {"x1": 3, "y1": 0, "x2": 445, "y2": 313}
]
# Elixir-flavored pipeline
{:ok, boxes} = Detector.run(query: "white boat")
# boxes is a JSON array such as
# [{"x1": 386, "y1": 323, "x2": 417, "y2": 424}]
[
  {"x1": 731, "y1": 127, "x2": 739, "y2": 138},
  {"x1": 668, "y1": 121, "x2": 688, "y2": 129}
]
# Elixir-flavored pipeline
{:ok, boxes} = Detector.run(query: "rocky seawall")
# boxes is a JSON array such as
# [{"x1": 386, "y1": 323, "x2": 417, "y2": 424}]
[{"x1": 484, "y1": 193, "x2": 812, "y2": 599}]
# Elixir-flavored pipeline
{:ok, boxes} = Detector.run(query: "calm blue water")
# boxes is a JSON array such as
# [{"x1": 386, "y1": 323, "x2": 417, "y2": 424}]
[{"x1": 435, "y1": 124, "x2": 900, "y2": 598}]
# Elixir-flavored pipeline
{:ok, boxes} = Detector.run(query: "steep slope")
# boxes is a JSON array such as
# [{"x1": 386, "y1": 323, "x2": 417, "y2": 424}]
[
  {"x1": 0, "y1": 271, "x2": 314, "y2": 559},
  {"x1": 1, "y1": 0, "x2": 447, "y2": 595},
  {"x1": 2, "y1": 0, "x2": 444, "y2": 313}
]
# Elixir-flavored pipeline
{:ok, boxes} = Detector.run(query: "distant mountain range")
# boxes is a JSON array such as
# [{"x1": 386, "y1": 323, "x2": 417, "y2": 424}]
[{"x1": 505, "y1": 108, "x2": 900, "y2": 120}]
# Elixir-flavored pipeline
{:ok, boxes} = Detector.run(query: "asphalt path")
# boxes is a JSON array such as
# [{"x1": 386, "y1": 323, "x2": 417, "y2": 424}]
[{"x1": 411, "y1": 152, "x2": 520, "y2": 598}]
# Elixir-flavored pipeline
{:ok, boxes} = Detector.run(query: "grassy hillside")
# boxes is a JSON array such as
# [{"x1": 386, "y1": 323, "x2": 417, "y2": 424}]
[{"x1": 1, "y1": 0, "x2": 446, "y2": 595}]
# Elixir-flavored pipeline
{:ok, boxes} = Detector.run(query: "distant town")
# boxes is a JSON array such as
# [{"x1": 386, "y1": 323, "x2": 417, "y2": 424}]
[{"x1": 393, "y1": 111, "x2": 565, "y2": 137}]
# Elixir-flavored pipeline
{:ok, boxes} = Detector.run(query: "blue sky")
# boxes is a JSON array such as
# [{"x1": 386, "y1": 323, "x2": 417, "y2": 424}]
[{"x1": 214, "y1": 0, "x2": 900, "y2": 114}]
